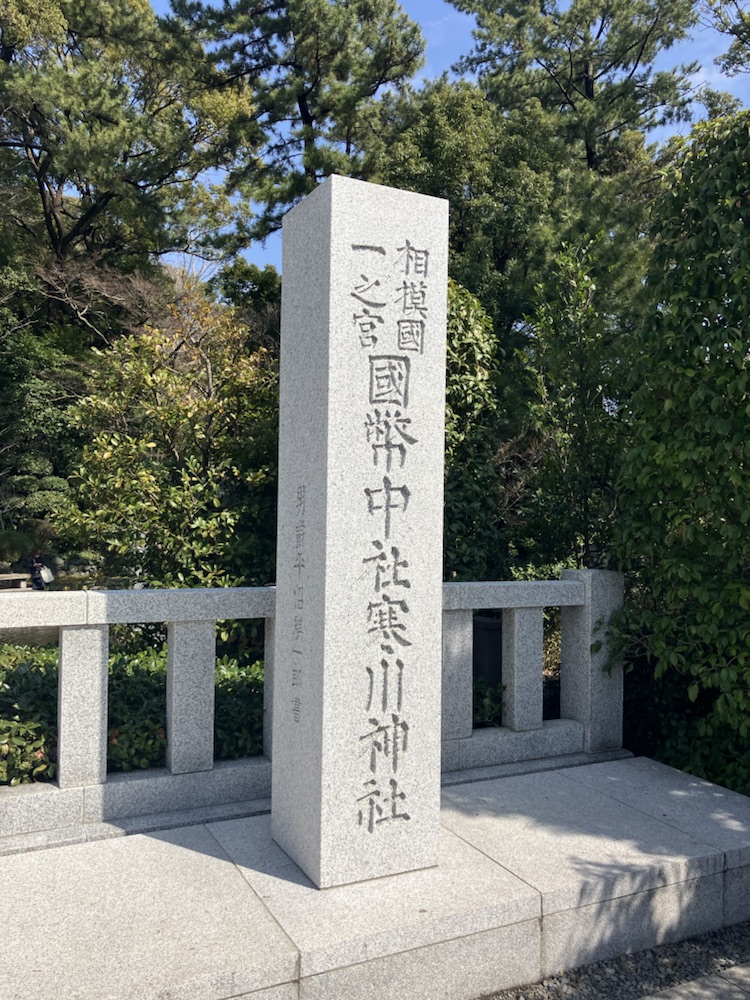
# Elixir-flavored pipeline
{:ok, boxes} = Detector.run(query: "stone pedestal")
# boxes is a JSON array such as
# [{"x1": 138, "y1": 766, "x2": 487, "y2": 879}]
[{"x1": 272, "y1": 175, "x2": 449, "y2": 888}]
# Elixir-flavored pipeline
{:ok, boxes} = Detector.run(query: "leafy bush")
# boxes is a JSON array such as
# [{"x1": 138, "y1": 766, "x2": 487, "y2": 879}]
[
  {"x1": 214, "y1": 657, "x2": 264, "y2": 759},
  {"x1": 613, "y1": 113, "x2": 750, "y2": 794},
  {"x1": 107, "y1": 648, "x2": 168, "y2": 772},
  {"x1": 473, "y1": 677, "x2": 505, "y2": 728},
  {"x1": 0, "y1": 645, "x2": 58, "y2": 785},
  {"x1": 0, "y1": 641, "x2": 266, "y2": 783},
  {"x1": 0, "y1": 717, "x2": 56, "y2": 785}
]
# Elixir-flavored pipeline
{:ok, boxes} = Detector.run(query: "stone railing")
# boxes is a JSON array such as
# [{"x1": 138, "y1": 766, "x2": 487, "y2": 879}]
[{"x1": 0, "y1": 570, "x2": 624, "y2": 845}]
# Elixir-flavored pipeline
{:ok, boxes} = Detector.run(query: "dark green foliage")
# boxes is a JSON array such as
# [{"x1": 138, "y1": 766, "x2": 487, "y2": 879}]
[
  {"x1": 376, "y1": 80, "x2": 561, "y2": 334},
  {"x1": 214, "y1": 657, "x2": 264, "y2": 760},
  {"x1": 56, "y1": 289, "x2": 279, "y2": 588},
  {"x1": 472, "y1": 677, "x2": 505, "y2": 728},
  {"x1": 444, "y1": 280, "x2": 506, "y2": 580},
  {"x1": 181, "y1": 0, "x2": 424, "y2": 240},
  {"x1": 0, "y1": 641, "x2": 266, "y2": 783},
  {"x1": 450, "y1": 0, "x2": 698, "y2": 172},
  {"x1": 107, "y1": 647, "x2": 168, "y2": 771},
  {"x1": 0, "y1": 324, "x2": 86, "y2": 540},
  {"x1": 613, "y1": 112, "x2": 750, "y2": 794},
  {"x1": 514, "y1": 241, "x2": 632, "y2": 567},
  {"x1": 0, "y1": 644, "x2": 58, "y2": 783},
  {"x1": 0, "y1": 0, "x2": 256, "y2": 271},
  {"x1": 0, "y1": 717, "x2": 54, "y2": 784}
]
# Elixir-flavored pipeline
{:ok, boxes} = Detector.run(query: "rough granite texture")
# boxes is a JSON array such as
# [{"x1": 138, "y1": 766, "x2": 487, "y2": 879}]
[
  {"x1": 0, "y1": 782, "x2": 83, "y2": 838},
  {"x1": 441, "y1": 769, "x2": 725, "y2": 915},
  {"x1": 0, "y1": 824, "x2": 298, "y2": 1000},
  {"x1": 86, "y1": 585, "x2": 275, "y2": 624},
  {"x1": 442, "y1": 580, "x2": 585, "y2": 610},
  {"x1": 166, "y1": 620, "x2": 216, "y2": 774},
  {"x1": 0, "y1": 589, "x2": 86, "y2": 626},
  {"x1": 57, "y1": 625, "x2": 109, "y2": 789},
  {"x1": 442, "y1": 609, "x2": 474, "y2": 740},
  {"x1": 2, "y1": 759, "x2": 750, "y2": 1000},
  {"x1": 560, "y1": 569, "x2": 624, "y2": 752},
  {"x1": 502, "y1": 606, "x2": 544, "y2": 731},
  {"x1": 564, "y1": 757, "x2": 750, "y2": 869},
  {"x1": 82, "y1": 757, "x2": 271, "y2": 822},
  {"x1": 211, "y1": 815, "x2": 539, "y2": 977},
  {"x1": 298, "y1": 921, "x2": 542, "y2": 1000},
  {"x1": 441, "y1": 719, "x2": 585, "y2": 772},
  {"x1": 272, "y1": 175, "x2": 449, "y2": 887},
  {"x1": 541, "y1": 874, "x2": 725, "y2": 977}
]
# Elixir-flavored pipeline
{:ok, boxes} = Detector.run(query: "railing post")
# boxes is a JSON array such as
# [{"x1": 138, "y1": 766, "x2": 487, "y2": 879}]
[
  {"x1": 441, "y1": 610, "x2": 474, "y2": 740},
  {"x1": 560, "y1": 569, "x2": 624, "y2": 752},
  {"x1": 166, "y1": 621, "x2": 215, "y2": 774},
  {"x1": 502, "y1": 607, "x2": 544, "y2": 731},
  {"x1": 263, "y1": 615, "x2": 275, "y2": 759},
  {"x1": 57, "y1": 625, "x2": 109, "y2": 789}
]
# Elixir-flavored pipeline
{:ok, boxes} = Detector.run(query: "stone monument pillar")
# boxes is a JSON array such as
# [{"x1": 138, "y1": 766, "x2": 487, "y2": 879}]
[{"x1": 272, "y1": 175, "x2": 449, "y2": 888}]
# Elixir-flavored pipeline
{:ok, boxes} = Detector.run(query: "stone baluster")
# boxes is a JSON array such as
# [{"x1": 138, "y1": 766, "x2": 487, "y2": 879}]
[
  {"x1": 502, "y1": 607, "x2": 544, "y2": 731},
  {"x1": 166, "y1": 621, "x2": 216, "y2": 774},
  {"x1": 57, "y1": 625, "x2": 109, "y2": 789}
]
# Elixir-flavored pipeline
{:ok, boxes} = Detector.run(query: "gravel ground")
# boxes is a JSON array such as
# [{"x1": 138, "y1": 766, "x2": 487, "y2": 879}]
[{"x1": 477, "y1": 921, "x2": 750, "y2": 1000}]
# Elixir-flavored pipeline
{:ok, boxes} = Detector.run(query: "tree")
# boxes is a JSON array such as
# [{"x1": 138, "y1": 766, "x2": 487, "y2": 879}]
[
  {"x1": 0, "y1": 0, "x2": 257, "y2": 329},
  {"x1": 56, "y1": 286, "x2": 279, "y2": 587},
  {"x1": 444, "y1": 280, "x2": 506, "y2": 580},
  {"x1": 450, "y1": 0, "x2": 698, "y2": 171},
  {"x1": 613, "y1": 111, "x2": 750, "y2": 793},
  {"x1": 513, "y1": 241, "x2": 632, "y2": 567},
  {"x1": 708, "y1": 0, "x2": 750, "y2": 75},
  {"x1": 174, "y1": 0, "x2": 424, "y2": 240},
  {"x1": 375, "y1": 79, "x2": 562, "y2": 334},
  {"x1": 0, "y1": 0, "x2": 66, "y2": 61}
]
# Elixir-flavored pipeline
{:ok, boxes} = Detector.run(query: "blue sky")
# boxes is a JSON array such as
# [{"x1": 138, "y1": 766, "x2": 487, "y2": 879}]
[{"x1": 150, "y1": 0, "x2": 750, "y2": 272}]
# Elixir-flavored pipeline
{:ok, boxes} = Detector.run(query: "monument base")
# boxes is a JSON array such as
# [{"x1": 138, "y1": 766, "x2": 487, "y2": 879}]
[{"x1": 2, "y1": 758, "x2": 749, "y2": 999}]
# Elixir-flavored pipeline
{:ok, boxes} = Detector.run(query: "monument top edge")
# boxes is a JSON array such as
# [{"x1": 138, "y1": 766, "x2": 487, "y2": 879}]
[{"x1": 283, "y1": 174, "x2": 449, "y2": 223}]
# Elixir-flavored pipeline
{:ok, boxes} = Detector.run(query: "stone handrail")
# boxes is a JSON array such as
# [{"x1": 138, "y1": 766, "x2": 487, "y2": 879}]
[{"x1": 0, "y1": 570, "x2": 624, "y2": 842}]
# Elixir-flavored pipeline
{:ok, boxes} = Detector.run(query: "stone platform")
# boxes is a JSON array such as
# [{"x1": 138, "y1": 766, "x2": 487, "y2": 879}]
[{"x1": 3, "y1": 757, "x2": 749, "y2": 1000}]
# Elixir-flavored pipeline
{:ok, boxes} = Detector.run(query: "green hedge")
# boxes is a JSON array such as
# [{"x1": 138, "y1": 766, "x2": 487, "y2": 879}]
[{"x1": 0, "y1": 643, "x2": 264, "y2": 786}]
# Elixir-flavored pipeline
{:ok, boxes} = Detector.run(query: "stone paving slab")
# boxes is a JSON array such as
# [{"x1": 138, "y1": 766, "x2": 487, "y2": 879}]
[
  {"x1": 210, "y1": 814, "x2": 540, "y2": 978},
  {"x1": 0, "y1": 824, "x2": 298, "y2": 1000},
  {"x1": 2, "y1": 758, "x2": 749, "y2": 1000},
  {"x1": 564, "y1": 758, "x2": 750, "y2": 869},
  {"x1": 724, "y1": 964, "x2": 750, "y2": 990},
  {"x1": 441, "y1": 768, "x2": 724, "y2": 915}
]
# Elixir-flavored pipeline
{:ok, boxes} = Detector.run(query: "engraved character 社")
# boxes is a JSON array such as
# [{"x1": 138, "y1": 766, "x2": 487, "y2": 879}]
[{"x1": 362, "y1": 540, "x2": 411, "y2": 592}]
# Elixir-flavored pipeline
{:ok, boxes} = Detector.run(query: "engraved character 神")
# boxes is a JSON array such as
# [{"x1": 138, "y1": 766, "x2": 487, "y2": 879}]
[{"x1": 359, "y1": 714, "x2": 410, "y2": 773}]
